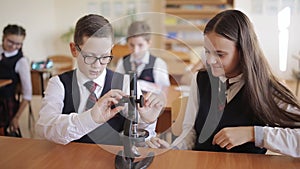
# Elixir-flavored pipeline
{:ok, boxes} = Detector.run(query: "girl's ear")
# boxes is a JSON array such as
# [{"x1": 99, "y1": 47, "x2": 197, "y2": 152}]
[{"x1": 69, "y1": 42, "x2": 78, "y2": 58}]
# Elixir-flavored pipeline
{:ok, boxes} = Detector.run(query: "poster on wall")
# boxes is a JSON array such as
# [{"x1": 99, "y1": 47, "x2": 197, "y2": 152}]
[{"x1": 251, "y1": 0, "x2": 299, "y2": 15}]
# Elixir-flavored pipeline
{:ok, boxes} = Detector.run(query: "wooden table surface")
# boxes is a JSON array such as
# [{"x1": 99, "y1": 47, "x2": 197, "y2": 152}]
[
  {"x1": 0, "y1": 79, "x2": 12, "y2": 88},
  {"x1": 0, "y1": 136, "x2": 299, "y2": 169}
]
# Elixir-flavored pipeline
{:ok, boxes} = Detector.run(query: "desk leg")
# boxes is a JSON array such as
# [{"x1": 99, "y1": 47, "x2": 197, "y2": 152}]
[{"x1": 39, "y1": 72, "x2": 45, "y2": 97}]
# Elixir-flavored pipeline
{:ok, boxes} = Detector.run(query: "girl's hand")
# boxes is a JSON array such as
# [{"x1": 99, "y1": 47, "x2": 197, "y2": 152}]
[
  {"x1": 146, "y1": 137, "x2": 170, "y2": 149},
  {"x1": 9, "y1": 117, "x2": 19, "y2": 132},
  {"x1": 212, "y1": 126, "x2": 254, "y2": 150}
]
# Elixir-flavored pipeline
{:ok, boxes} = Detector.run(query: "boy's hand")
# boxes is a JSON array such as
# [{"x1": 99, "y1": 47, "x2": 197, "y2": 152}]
[
  {"x1": 138, "y1": 92, "x2": 166, "y2": 123},
  {"x1": 90, "y1": 89, "x2": 126, "y2": 124}
]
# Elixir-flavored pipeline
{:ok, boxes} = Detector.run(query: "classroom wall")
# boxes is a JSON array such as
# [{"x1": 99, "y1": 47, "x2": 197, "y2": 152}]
[
  {"x1": 0, "y1": 0, "x2": 103, "y2": 62},
  {"x1": 1, "y1": 0, "x2": 299, "y2": 79},
  {"x1": 0, "y1": 0, "x2": 161, "y2": 62},
  {"x1": 0, "y1": 0, "x2": 57, "y2": 62},
  {"x1": 235, "y1": 0, "x2": 300, "y2": 79}
]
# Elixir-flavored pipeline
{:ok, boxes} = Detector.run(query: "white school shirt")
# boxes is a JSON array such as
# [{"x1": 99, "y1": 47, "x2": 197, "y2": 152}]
[
  {"x1": 0, "y1": 47, "x2": 32, "y2": 101},
  {"x1": 36, "y1": 68, "x2": 156, "y2": 145},
  {"x1": 172, "y1": 73, "x2": 300, "y2": 157},
  {"x1": 115, "y1": 51, "x2": 170, "y2": 87}
]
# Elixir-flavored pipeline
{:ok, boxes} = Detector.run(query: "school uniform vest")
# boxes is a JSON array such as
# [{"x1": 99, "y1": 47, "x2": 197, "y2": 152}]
[
  {"x1": 123, "y1": 55, "x2": 156, "y2": 83},
  {"x1": 0, "y1": 51, "x2": 23, "y2": 128},
  {"x1": 0, "y1": 51, "x2": 23, "y2": 98},
  {"x1": 58, "y1": 69, "x2": 125, "y2": 145},
  {"x1": 193, "y1": 71, "x2": 266, "y2": 154}
]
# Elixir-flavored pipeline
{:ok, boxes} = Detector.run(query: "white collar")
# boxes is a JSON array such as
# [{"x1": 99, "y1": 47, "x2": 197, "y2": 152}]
[
  {"x1": 76, "y1": 68, "x2": 107, "y2": 87},
  {"x1": 0, "y1": 45, "x2": 19, "y2": 57},
  {"x1": 219, "y1": 73, "x2": 243, "y2": 84},
  {"x1": 228, "y1": 73, "x2": 243, "y2": 84}
]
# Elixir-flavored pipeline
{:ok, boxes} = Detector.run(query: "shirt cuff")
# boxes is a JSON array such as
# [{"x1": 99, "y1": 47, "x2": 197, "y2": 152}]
[
  {"x1": 77, "y1": 109, "x2": 100, "y2": 133},
  {"x1": 254, "y1": 126, "x2": 264, "y2": 147}
]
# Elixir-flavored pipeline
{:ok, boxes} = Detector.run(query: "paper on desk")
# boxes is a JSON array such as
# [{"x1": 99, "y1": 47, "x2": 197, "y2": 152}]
[
  {"x1": 138, "y1": 80, "x2": 162, "y2": 94},
  {"x1": 175, "y1": 85, "x2": 190, "y2": 92},
  {"x1": 175, "y1": 85, "x2": 190, "y2": 97}
]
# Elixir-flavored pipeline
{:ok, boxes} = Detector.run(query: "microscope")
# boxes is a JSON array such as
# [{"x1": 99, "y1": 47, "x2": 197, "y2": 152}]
[{"x1": 115, "y1": 71, "x2": 154, "y2": 169}]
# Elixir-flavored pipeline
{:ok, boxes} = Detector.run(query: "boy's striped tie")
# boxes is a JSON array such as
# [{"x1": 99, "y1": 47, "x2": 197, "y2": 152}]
[{"x1": 84, "y1": 81, "x2": 98, "y2": 110}]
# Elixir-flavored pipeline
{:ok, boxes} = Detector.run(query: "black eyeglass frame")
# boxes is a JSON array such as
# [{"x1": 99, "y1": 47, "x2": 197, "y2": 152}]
[{"x1": 75, "y1": 44, "x2": 113, "y2": 65}]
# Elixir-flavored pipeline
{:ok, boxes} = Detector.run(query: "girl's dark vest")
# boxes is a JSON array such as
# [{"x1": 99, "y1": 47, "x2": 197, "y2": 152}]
[
  {"x1": 58, "y1": 69, "x2": 125, "y2": 145},
  {"x1": 193, "y1": 71, "x2": 266, "y2": 154},
  {"x1": 0, "y1": 51, "x2": 23, "y2": 98},
  {"x1": 123, "y1": 55, "x2": 156, "y2": 83}
]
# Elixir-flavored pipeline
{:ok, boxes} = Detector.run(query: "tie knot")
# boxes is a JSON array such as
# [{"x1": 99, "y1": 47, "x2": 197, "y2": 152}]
[{"x1": 84, "y1": 81, "x2": 97, "y2": 93}]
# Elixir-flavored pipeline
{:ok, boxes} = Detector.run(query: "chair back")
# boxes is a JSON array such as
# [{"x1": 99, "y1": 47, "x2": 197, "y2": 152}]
[
  {"x1": 48, "y1": 55, "x2": 74, "y2": 75},
  {"x1": 110, "y1": 44, "x2": 131, "y2": 69}
]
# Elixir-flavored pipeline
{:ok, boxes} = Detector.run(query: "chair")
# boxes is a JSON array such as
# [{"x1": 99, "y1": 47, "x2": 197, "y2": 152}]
[
  {"x1": 171, "y1": 96, "x2": 188, "y2": 137},
  {"x1": 47, "y1": 55, "x2": 74, "y2": 75},
  {"x1": 110, "y1": 44, "x2": 131, "y2": 69},
  {"x1": 15, "y1": 82, "x2": 35, "y2": 131}
]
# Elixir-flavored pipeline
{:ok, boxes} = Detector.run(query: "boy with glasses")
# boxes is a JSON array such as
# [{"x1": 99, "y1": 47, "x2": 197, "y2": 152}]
[
  {"x1": 0, "y1": 24, "x2": 32, "y2": 136},
  {"x1": 36, "y1": 14, "x2": 164, "y2": 145}
]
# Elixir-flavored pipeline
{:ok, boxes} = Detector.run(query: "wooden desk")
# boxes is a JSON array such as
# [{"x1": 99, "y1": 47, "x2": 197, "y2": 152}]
[
  {"x1": 0, "y1": 79, "x2": 12, "y2": 88},
  {"x1": 31, "y1": 69, "x2": 52, "y2": 97},
  {"x1": 1, "y1": 137, "x2": 299, "y2": 169},
  {"x1": 168, "y1": 59, "x2": 190, "y2": 86}
]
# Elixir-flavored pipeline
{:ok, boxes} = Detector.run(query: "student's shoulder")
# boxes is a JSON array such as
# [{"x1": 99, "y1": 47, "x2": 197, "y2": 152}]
[
  {"x1": 58, "y1": 70, "x2": 75, "y2": 83},
  {"x1": 150, "y1": 54, "x2": 166, "y2": 63},
  {"x1": 196, "y1": 68, "x2": 209, "y2": 79},
  {"x1": 122, "y1": 54, "x2": 131, "y2": 60},
  {"x1": 58, "y1": 70, "x2": 75, "y2": 78}
]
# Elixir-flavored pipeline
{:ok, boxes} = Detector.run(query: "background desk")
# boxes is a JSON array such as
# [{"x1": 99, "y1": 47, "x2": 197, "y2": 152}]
[
  {"x1": 1, "y1": 137, "x2": 299, "y2": 169},
  {"x1": 31, "y1": 69, "x2": 52, "y2": 97},
  {"x1": 156, "y1": 86, "x2": 181, "y2": 133}
]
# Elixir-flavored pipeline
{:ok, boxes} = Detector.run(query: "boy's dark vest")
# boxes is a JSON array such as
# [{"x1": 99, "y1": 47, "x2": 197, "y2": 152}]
[
  {"x1": 193, "y1": 71, "x2": 266, "y2": 154},
  {"x1": 123, "y1": 55, "x2": 156, "y2": 83},
  {"x1": 0, "y1": 51, "x2": 23, "y2": 98},
  {"x1": 59, "y1": 69, "x2": 125, "y2": 145}
]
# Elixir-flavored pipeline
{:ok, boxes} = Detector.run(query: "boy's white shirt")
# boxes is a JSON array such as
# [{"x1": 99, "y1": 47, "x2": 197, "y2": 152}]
[{"x1": 35, "y1": 68, "x2": 156, "y2": 145}]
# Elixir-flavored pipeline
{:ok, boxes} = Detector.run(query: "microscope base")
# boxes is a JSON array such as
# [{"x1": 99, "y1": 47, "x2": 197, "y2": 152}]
[{"x1": 115, "y1": 151, "x2": 154, "y2": 169}]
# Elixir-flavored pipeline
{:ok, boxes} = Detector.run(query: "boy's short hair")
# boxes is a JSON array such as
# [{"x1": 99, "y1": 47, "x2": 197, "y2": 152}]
[
  {"x1": 127, "y1": 21, "x2": 151, "y2": 42},
  {"x1": 74, "y1": 14, "x2": 113, "y2": 45}
]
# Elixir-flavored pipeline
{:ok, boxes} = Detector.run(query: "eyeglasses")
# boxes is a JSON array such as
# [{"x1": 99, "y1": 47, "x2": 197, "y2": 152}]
[
  {"x1": 5, "y1": 38, "x2": 23, "y2": 47},
  {"x1": 75, "y1": 44, "x2": 113, "y2": 65}
]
